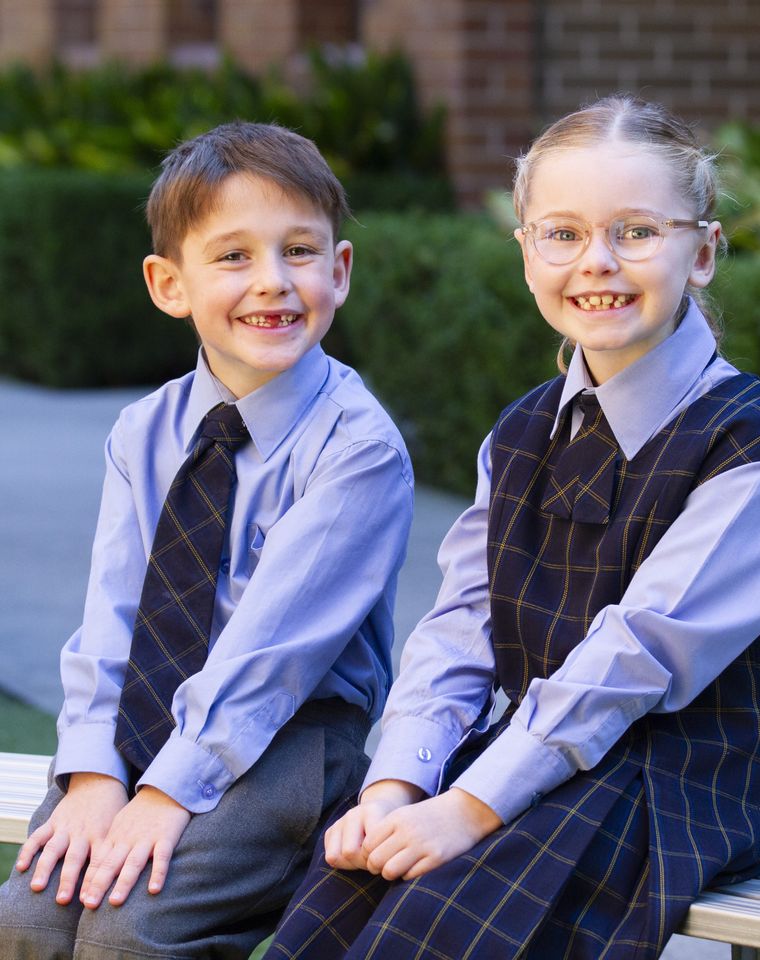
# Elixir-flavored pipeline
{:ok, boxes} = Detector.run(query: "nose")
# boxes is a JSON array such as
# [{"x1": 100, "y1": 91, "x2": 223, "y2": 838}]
[
  {"x1": 578, "y1": 226, "x2": 619, "y2": 274},
  {"x1": 251, "y1": 253, "x2": 292, "y2": 296}
]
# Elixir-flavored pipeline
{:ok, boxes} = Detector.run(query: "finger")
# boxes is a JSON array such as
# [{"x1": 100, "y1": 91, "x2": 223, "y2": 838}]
[
  {"x1": 108, "y1": 845, "x2": 152, "y2": 906},
  {"x1": 377, "y1": 847, "x2": 423, "y2": 882},
  {"x1": 79, "y1": 839, "x2": 109, "y2": 902},
  {"x1": 55, "y1": 837, "x2": 90, "y2": 905},
  {"x1": 30, "y1": 833, "x2": 70, "y2": 892},
  {"x1": 327, "y1": 813, "x2": 368, "y2": 869},
  {"x1": 147, "y1": 839, "x2": 175, "y2": 895},
  {"x1": 402, "y1": 855, "x2": 439, "y2": 881},
  {"x1": 363, "y1": 815, "x2": 397, "y2": 853},
  {"x1": 82, "y1": 844, "x2": 129, "y2": 909},
  {"x1": 16, "y1": 822, "x2": 54, "y2": 872}
]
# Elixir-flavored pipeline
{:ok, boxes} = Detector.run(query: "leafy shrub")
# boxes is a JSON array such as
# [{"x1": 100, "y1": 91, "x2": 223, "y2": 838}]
[
  {"x1": 0, "y1": 169, "x2": 198, "y2": 387},
  {"x1": 342, "y1": 213, "x2": 557, "y2": 493},
  {"x1": 715, "y1": 122, "x2": 760, "y2": 253},
  {"x1": 1, "y1": 170, "x2": 758, "y2": 495},
  {"x1": 0, "y1": 52, "x2": 451, "y2": 211}
]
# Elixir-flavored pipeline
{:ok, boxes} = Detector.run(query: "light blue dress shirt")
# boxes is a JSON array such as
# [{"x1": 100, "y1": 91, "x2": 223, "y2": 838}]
[
  {"x1": 56, "y1": 345, "x2": 413, "y2": 813},
  {"x1": 365, "y1": 301, "x2": 760, "y2": 824}
]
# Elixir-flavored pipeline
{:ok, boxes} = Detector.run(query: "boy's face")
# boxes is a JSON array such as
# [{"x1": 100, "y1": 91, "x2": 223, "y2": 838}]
[{"x1": 144, "y1": 173, "x2": 352, "y2": 398}]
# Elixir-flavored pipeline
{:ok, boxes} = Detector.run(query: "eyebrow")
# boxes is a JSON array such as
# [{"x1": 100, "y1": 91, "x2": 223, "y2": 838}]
[
  {"x1": 201, "y1": 225, "x2": 331, "y2": 257},
  {"x1": 531, "y1": 207, "x2": 664, "y2": 221}
]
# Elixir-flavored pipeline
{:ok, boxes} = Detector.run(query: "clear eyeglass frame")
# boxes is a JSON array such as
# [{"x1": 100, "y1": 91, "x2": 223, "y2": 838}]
[{"x1": 520, "y1": 215, "x2": 709, "y2": 265}]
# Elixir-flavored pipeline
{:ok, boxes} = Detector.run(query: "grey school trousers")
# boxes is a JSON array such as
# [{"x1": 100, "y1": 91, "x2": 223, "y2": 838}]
[{"x1": 0, "y1": 698, "x2": 370, "y2": 960}]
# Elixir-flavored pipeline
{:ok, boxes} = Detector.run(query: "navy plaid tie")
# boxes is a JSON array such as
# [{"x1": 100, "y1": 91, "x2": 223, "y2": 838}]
[
  {"x1": 115, "y1": 402, "x2": 250, "y2": 772},
  {"x1": 542, "y1": 394, "x2": 619, "y2": 523}
]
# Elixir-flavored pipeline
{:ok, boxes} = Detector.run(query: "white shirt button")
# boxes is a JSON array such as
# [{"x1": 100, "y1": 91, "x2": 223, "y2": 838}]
[{"x1": 417, "y1": 747, "x2": 432, "y2": 762}]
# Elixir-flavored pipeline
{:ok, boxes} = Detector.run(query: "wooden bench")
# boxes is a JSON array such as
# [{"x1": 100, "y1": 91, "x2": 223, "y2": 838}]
[{"x1": 1, "y1": 751, "x2": 759, "y2": 957}]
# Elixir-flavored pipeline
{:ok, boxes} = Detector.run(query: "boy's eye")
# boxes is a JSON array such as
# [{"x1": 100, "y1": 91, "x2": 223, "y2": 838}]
[
  {"x1": 219, "y1": 251, "x2": 247, "y2": 262},
  {"x1": 285, "y1": 244, "x2": 317, "y2": 258}
]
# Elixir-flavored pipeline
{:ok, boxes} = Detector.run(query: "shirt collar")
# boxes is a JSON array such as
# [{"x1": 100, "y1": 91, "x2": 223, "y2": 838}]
[
  {"x1": 183, "y1": 345, "x2": 330, "y2": 459},
  {"x1": 552, "y1": 298, "x2": 718, "y2": 460}
]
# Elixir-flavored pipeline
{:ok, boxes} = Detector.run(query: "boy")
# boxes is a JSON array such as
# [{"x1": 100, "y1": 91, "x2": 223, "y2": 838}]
[{"x1": 0, "y1": 122, "x2": 413, "y2": 959}]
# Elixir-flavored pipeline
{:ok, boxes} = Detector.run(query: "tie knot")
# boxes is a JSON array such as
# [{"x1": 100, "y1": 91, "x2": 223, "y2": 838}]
[
  {"x1": 201, "y1": 404, "x2": 249, "y2": 447},
  {"x1": 578, "y1": 393, "x2": 600, "y2": 423}
]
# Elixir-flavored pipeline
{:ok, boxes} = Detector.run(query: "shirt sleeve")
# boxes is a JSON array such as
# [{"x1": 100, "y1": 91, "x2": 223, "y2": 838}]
[
  {"x1": 55, "y1": 418, "x2": 143, "y2": 788},
  {"x1": 139, "y1": 438, "x2": 413, "y2": 812},
  {"x1": 363, "y1": 434, "x2": 496, "y2": 798},
  {"x1": 453, "y1": 459, "x2": 760, "y2": 823}
]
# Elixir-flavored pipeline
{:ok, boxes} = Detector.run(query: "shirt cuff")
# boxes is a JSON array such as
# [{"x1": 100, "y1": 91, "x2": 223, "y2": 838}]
[
  {"x1": 54, "y1": 722, "x2": 131, "y2": 789},
  {"x1": 452, "y1": 717, "x2": 575, "y2": 824},
  {"x1": 362, "y1": 715, "x2": 462, "y2": 798},
  {"x1": 138, "y1": 734, "x2": 237, "y2": 813}
]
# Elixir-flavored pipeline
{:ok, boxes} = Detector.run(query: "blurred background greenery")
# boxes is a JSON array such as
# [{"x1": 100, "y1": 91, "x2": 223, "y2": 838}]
[{"x1": 0, "y1": 53, "x2": 759, "y2": 496}]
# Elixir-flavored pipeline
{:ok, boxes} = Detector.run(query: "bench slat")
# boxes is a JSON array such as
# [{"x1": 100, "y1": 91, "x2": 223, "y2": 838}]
[
  {"x1": 2, "y1": 749, "x2": 760, "y2": 954},
  {"x1": 0, "y1": 752, "x2": 51, "y2": 844}
]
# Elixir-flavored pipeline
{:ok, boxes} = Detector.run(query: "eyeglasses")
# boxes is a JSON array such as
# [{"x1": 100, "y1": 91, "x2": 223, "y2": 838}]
[{"x1": 520, "y1": 215, "x2": 708, "y2": 265}]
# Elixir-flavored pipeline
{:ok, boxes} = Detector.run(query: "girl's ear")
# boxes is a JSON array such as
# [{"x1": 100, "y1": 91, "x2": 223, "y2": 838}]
[
  {"x1": 688, "y1": 221, "x2": 721, "y2": 289},
  {"x1": 514, "y1": 228, "x2": 536, "y2": 294},
  {"x1": 143, "y1": 255, "x2": 192, "y2": 318},
  {"x1": 332, "y1": 240, "x2": 353, "y2": 309}
]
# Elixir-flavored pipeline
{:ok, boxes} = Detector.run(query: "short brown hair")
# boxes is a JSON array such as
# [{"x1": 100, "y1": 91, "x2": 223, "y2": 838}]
[{"x1": 146, "y1": 121, "x2": 351, "y2": 260}]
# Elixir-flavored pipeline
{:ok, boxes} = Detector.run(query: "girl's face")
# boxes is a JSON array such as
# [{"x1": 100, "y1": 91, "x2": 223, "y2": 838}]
[{"x1": 515, "y1": 141, "x2": 720, "y2": 384}]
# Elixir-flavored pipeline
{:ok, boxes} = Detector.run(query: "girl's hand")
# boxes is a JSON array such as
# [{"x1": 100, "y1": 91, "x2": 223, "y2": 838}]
[
  {"x1": 324, "y1": 779, "x2": 423, "y2": 871},
  {"x1": 363, "y1": 787, "x2": 502, "y2": 881},
  {"x1": 16, "y1": 772, "x2": 128, "y2": 905}
]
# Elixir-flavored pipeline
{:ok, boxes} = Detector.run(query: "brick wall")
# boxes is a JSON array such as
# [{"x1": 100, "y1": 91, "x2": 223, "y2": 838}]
[
  {"x1": 2, "y1": 0, "x2": 759, "y2": 206},
  {"x1": 0, "y1": 0, "x2": 54, "y2": 67},
  {"x1": 363, "y1": 0, "x2": 535, "y2": 206},
  {"x1": 539, "y1": 0, "x2": 760, "y2": 129}
]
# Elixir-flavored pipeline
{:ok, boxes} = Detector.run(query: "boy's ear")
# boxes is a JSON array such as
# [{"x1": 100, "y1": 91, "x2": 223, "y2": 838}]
[
  {"x1": 688, "y1": 221, "x2": 721, "y2": 289},
  {"x1": 143, "y1": 254, "x2": 192, "y2": 318},
  {"x1": 514, "y1": 228, "x2": 536, "y2": 294},
  {"x1": 332, "y1": 240, "x2": 353, "y2": 309}
]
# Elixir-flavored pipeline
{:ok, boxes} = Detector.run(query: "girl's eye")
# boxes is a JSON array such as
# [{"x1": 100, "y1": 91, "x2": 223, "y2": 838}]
[
  {"x1": 619, "y1": 223, "x2": 658, "y2": 241},
  {"x1": 547, "y1": 227, "x2": 581, "y2": 242},
  {"x1": 286, "y1": 244, "x2": 317, "y2": 258}
]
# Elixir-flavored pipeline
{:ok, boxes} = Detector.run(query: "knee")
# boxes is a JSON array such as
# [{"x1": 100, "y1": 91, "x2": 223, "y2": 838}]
[{"x1": 0, "y1": 876, "x2": 77, "y2": 960}]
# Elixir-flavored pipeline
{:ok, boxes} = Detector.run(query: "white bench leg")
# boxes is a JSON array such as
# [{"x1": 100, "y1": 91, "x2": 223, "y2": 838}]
[{"x1": 732, "y1": 947, "x2": 760, "y2": 960}]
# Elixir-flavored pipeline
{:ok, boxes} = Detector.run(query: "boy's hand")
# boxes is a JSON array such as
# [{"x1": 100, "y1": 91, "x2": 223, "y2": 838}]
[
  {"x1": 324, "y1": 779, "x2": 423, "y2": 871},
  {"x1": 363, "y1": 787, "x2": 502, "y2": 881},
  {"x1": 16, "y1": 772, "x2": 128, "y2": 905},
  {"x1": 80, "y1": 785, "x2": 191, "y2": 909}
]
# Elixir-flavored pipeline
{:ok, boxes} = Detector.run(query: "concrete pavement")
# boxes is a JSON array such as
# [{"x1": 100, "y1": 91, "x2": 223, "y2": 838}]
[{"x1": 0, "y1": 378, "x2": 729, "y2": 958}]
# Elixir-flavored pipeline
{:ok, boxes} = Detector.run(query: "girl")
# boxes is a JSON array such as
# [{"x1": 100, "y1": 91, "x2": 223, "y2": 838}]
[{"x1": 264, "y1": 96, "x2": 760, "y2": 959}]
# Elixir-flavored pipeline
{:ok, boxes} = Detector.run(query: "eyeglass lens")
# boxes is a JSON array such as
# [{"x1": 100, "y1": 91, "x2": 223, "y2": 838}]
[{"x1": 531, "y1": 216, "x2": 662, "y2": 264}]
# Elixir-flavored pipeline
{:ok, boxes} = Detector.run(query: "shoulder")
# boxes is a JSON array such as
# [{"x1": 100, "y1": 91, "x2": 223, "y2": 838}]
[
  {"x1": 311, "y1": 356, "x2": 413, "y2": 482},
  {"x1": 492, "y1": 376, "x2": 565, "y2": 441},
  {"x1": 112, "y1": 370, "x2": 195, "y2": 441},
  {"x1": 117, "y1": 371, "x2": 195, "y2": 432},
  {"x1": 687, "y1": 372, "x2": 760, "y2": 481}
]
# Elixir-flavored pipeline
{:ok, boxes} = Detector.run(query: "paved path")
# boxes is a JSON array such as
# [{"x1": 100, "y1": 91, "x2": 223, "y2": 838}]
[{"x1": 0, "y1": 379, "x2": 730, "y2": 958}]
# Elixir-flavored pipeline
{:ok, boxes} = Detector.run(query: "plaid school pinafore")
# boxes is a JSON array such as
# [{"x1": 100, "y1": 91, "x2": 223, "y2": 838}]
[{"x1": 264, "y1": 372, "x2": 760, "y2": 960}]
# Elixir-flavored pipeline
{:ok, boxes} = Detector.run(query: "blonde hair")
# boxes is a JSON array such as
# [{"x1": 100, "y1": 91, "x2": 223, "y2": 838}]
[{"x1": 513, "y1": 96, "x2": 723, "y2": 369}]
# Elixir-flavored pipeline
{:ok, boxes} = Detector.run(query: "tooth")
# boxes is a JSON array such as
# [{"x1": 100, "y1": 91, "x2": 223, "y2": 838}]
[
  {"x1": 589, "y1": 296, "x2": 601, "y2": 306},
  {"x1": 601, "y1": 295, "x2": 613, "y2": 305},
  {"x1": 581, "y1": 301, "x2": 591, "y2": 310},
  {"x1": 576, "y1": 296, "x2": 587, "y2": 305}
]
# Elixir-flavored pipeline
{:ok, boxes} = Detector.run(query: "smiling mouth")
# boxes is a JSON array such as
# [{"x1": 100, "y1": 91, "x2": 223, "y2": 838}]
[
  {"x1": 572, "y1": 294, "x2": 637, "y2": 311},
  {"x1": 239, "y1": 313, "x2": 300, "y2": 328}
]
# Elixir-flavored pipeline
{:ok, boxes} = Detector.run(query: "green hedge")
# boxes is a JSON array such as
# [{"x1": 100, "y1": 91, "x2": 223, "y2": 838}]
[
  {"x1": 1, "y1": 170, "x2": 759, "y2": 494},
  {"x1": 0, "y1": 54, "x2": 452, "y2": 212}
]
